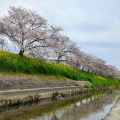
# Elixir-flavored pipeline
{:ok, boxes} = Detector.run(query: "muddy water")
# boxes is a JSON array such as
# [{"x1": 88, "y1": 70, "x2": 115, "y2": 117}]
[{"x1": 0, "y1": 91, "x2": 119, "y2": 120}]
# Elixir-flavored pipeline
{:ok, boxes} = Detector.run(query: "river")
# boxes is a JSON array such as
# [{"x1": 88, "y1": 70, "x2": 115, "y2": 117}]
[{"x1": 0, "y1": 90, "x2": 119, "y2": 120}]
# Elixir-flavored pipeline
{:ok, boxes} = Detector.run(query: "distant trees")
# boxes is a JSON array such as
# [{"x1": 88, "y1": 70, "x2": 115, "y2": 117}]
[
  {"x1": 66, "y1": 48, "x2": 120, "y2": 78},
  {"x1": 0, "y1": 6, "x2": 120, "y2": 78}
]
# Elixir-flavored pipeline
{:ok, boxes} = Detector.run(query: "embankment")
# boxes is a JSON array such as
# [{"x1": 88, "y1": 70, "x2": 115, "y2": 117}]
[
  {"x1": 0, "y1": 72, "x2": 120, "y2": 109},
  {"x1": 0, "y1": 73, "x2": 91, "y2": 90},
  {"x1": 0, "y1": 86, "x2": 84, "y2": 99},
  {"x1": 0, "y1": 86, "x2": 91, "y2": 108}
]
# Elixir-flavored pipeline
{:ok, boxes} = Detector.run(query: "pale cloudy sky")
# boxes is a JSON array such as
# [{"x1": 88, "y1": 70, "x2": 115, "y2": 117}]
[{"x1": 0, "y1": 0, "x2": 120, "y2": 69}]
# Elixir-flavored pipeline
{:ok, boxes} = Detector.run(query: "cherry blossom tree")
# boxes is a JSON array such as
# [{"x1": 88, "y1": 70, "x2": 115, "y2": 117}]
[
  {"x1": 66, "y1": 47, "x2": 83, "y2": 69},
  {"x1": 0, "y1": 6, "x2": 120, "y2": 78},
  {"x1": 0, "y1": 6, "x2": 61, "y2": 56},
  {"x1": 49, "y1": 34, "x2": 74, "y2": 62}
]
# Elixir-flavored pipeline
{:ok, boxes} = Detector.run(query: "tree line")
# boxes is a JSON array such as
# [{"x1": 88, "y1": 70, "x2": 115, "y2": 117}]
[{"x1": 0, "y1": 6, "x2": 120, "y2": 78}]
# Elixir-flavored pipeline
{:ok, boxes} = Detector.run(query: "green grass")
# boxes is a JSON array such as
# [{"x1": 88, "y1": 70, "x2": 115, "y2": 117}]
[{"x1": 0, "y1": 50, "x2": 120, "y2": 87}]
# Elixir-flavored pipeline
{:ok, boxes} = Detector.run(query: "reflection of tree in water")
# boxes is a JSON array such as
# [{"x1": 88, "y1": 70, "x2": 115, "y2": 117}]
[
  {"x1": 29, "y1": 92, "x2": 119, "y2": 120},
  {"x1": 51, "y1": 114, "x2": 59, "y2": 120},
  {"x1": 52, "y1": 92, "x2": 119, "y2": 120}
]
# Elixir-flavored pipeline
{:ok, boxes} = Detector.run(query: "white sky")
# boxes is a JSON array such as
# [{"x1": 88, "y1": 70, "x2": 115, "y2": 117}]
[{"x1": 0, "y1": 0, "x2": 120, "y2": 69}]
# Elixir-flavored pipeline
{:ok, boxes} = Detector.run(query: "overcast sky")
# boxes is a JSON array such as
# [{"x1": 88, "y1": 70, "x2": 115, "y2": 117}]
[{"x1": 0, "y1": 0, "x2": 120, "y2": 69}]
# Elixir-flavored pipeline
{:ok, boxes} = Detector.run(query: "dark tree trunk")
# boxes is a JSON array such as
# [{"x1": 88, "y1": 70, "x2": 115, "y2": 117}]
[
  {"x1": 57, "y1": 55, "x2": 61, "y2": 63},
  {"x1": 19, "y1": 50, "x2": 24, "y2": 56},
  {"x1": 57, "y1": 59, "x2": 60, "y2": 63}
]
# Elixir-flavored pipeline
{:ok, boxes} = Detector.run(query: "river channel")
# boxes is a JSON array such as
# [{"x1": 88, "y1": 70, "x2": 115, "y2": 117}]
[{"x1": 0, "y1": 90, "x2": 120, "y2": 120}]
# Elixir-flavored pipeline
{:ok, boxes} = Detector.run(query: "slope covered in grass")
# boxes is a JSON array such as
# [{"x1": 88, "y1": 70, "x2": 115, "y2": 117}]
[{"x1": 0, "y1": 50, "x2": 120, "y2": 87}]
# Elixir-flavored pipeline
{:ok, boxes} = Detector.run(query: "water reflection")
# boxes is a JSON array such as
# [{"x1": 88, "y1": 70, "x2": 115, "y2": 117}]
[
  {"x1": 32, "y1": 92, "x2": 118, "y2": 120},
  {"x1": 0, "y1": 91, "x2": 119, "y2": 120}
]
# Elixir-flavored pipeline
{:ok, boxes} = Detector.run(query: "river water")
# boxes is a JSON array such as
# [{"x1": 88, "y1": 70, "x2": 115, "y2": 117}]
[{"x1": 0, "y1": 90, "x2": 120, "y2": 120}]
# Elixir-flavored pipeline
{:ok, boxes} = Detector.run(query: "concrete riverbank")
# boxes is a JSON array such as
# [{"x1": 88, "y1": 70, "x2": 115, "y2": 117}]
[
  {"x1": 0, "y1": 86, "x2": 92, "y2": 108},
  {"x1": 0, "y1": 86, "x2": 83, "y2": 99},
  {"x1": 104, "y1": 94, "x2": 120, "y2": 120},
  {"x1": 0, "y1": 84, "x2": 119, "y2": 109}
]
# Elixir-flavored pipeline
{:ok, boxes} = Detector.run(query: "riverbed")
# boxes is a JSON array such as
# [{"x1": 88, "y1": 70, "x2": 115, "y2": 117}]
[{"x1": 0, "y1": 90, "x2": 119, "y2": 120}]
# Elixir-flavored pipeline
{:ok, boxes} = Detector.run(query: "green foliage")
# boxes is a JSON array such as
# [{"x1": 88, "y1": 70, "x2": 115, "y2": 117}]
[
  {"x1": 0, "y1": 50, "x2": 120, "y2": 88},
  {"x1": 84, "y1": 85, "x2": 89, "y2": 88}
]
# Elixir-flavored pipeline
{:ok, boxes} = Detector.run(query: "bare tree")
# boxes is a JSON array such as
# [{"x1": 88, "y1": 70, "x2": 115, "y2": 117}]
[{"x1": 0, "y1": 6, "x2": 61, "y2": 56}]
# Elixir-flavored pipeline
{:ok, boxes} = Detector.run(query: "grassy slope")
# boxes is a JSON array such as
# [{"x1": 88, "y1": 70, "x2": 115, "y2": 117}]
[{"x1": 0, "y1": 50, "x2": 120, "y2": 88}]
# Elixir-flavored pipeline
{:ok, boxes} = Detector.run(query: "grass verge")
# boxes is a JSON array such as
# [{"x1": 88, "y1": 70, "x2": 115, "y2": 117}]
[{"x1": 0, "y1": 50, "x2": 120, "y2": 87}]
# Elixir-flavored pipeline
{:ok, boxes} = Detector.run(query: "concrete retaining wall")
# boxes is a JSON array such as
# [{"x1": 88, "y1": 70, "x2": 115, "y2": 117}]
[{"x1": 0, "y1": 86, "x2": 83, "y2": 99}]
